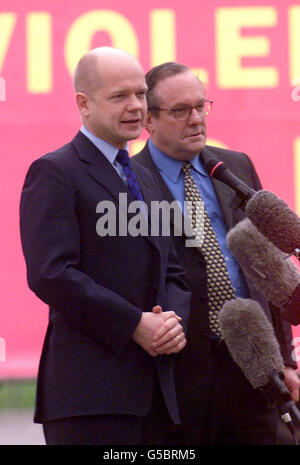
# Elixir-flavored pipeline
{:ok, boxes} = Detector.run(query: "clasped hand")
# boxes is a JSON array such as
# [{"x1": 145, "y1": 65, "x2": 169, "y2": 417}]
[{"x1": 132, "y1": 305, "x2": 186, "y2": 357}]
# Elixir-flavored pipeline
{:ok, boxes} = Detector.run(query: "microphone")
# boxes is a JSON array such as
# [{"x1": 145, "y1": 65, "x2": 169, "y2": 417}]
[
  {"x1": 204, "y1": 158, "x2": 300, "y2": 257},
  {"x1": 219, "y1": 297, "x2": 300, "y2": 438},
  {"x1": 226, "y1": 218, "x2": 300, "y2": 310},
  {"x1": 203, "y1": 157, "x2": 256, "y2": 211},
  {"x1": 282, "y1": 285, "x2": 300, "y2": 326},
  {"x1": 246, "y1": 190, "x2": 300, "y2": 257}
]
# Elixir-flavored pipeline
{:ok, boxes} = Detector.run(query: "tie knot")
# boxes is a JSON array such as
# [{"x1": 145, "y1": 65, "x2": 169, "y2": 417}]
[
  {"x1": 182, "y1": 161, "x2": 193, "y2": 175},
  {"x1": 116, "y1": 149, "x2": 130, "y2": 166}
]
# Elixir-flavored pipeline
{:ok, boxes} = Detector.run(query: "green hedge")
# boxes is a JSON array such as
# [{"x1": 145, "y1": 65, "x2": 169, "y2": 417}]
[{"x1": 0, "y1": 379, "x2": 36, "y2": 409}]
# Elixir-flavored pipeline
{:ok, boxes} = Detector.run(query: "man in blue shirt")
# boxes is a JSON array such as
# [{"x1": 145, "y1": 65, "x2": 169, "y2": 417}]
[{"x1": 134, "y1": 61, "x2": 300, "y2": 444}]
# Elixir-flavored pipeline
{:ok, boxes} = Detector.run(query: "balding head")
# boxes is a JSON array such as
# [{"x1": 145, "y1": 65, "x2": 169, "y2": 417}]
[
  {"x1": 73, "y1": 47, "x2": 143, "y2": 97},
  {"x1": 73, "y1": 47, "x2": 147, "y2": 148}
]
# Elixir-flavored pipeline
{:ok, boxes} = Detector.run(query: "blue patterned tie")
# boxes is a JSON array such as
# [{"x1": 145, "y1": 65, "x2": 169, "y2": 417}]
[{"x1": 116, "y1": 149, "x2": 144, "y2": 201}]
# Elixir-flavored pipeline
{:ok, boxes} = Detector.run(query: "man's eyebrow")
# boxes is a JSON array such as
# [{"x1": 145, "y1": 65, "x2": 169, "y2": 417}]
[
  {"x1": 110, "y1": 86, "x2": 148, "y2": 94},
  {"x1": 170, "y1": 99, "x2": 206, "y2": 107}
]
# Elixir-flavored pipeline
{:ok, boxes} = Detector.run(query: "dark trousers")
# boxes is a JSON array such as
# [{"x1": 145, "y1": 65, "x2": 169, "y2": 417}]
[
  {"x1": 43, "y1": 343, "x2": 281, "y2": 446},
  {"x1": 43, "y1": 375, "x2": 175, "y2": 445},
  {"x1": 167, "y1": 340, "x2": 280, "y2": 445}
]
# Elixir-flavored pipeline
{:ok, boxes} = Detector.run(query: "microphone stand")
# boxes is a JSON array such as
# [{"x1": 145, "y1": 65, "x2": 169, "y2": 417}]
[{"x1": 260, "y1": 371, "x2": 300, "y2": 444}]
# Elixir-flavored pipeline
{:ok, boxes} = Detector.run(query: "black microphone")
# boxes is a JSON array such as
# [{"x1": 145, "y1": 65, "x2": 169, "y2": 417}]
[
  {"x1": 203, "y1": 157, "x2": 256, "y2": 211},
  {"x1": 226, "y1": 218, "x2": 300, "y2": 310},
  {"x1": 246, "y1": 190, "x2": 300, "y2": 257},
  {"x1": 204, "y1": 158, "x2": 300, "y2": 257},
  {"x1": 219, "y1": 298, "x2": 300, "y2": 439},
  {"x1": 282, "y1": 285, "x2": 300, "y2": 326}
]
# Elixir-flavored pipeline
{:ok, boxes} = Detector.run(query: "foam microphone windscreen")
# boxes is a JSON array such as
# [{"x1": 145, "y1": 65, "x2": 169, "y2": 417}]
[
  {"x1": 246, "y1": 190, "x2": 300, "y2": 254},
  {"x1": 226, "y1": 218, "x2": 300, "y2": 308},
  {"x1": 219, "y1": 298, "x2": 284, "y2": 389}
]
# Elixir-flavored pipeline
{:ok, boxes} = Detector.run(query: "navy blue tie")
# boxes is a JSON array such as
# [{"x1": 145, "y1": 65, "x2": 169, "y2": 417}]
[{"x1": 116, "y1": 149, "x2": 144, "y2": 201}]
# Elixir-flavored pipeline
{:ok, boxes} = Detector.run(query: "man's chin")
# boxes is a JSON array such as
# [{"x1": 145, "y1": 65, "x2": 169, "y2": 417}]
[
  {"x1": 123, "y1": 128, "x2": 143, "y2": 142},
  {"x1": 185, "y1": 140, "x2": 206, "y2": 155}
]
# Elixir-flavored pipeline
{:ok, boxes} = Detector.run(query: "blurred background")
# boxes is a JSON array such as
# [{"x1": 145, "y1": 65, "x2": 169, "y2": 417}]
[{"x1": 1, "y1": 0, "x2": 299, "y2": 445}]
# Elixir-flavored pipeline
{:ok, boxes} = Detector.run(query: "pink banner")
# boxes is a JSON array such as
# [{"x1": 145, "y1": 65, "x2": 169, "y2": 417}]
[{"x1": 1, "y1": 0, "x2": 299, "y2": 377}]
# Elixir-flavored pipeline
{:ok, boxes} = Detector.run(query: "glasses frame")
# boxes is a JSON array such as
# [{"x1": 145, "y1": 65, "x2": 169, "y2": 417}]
[{"x1": 148, "y1": 99, "x2": 213, "y2": 120}]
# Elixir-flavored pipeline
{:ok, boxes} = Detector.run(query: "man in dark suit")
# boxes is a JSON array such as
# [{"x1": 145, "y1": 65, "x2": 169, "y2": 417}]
[
  {"x1": 19, "y1": 48, "x2": 191, "y2": 445},
  {"x1": 134, "y1": 61, "x2": 300, "y2": 444}
]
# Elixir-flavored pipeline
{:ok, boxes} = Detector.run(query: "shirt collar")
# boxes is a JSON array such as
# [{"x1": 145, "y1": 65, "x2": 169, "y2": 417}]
[
  {"x1": 148, "y1": 139, "x2": 208, "y2": 182},
  {"x1": 80, "y1": 125, "x2": 128, "y2": 165}
]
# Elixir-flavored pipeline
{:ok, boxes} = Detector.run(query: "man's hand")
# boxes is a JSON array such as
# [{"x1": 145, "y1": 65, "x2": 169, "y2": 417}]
[
  {"x1": 132, "y1": 306, "x2": 186, "y2": 356},
  {"x1": 151, "y1": 305, "x2": 186, "y2": 355},
  {"x1": 132, "y1": 311, "x2": 169, "y2": 356},
  {"x1": 284, "y1": 367, "x2": 300, "y2": 402}
]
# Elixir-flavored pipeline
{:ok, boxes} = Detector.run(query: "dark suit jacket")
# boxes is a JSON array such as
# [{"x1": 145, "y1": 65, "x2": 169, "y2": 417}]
[
  {"x1": 133, "y1": 142, "x2": 296, "y2": 425},
  {"x1": 20, "y1": 131, "x2": 190, "y2": 424}
]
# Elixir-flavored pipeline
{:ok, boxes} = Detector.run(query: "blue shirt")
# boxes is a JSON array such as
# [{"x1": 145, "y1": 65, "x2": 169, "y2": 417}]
[{"x1": 148, "y1": 140, "x2": 249, "y2": 298}]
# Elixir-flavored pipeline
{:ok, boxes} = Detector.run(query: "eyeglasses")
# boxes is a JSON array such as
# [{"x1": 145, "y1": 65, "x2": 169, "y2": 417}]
[{"x1": 148, "y1": 99, "x2": 213, "y2": 120}]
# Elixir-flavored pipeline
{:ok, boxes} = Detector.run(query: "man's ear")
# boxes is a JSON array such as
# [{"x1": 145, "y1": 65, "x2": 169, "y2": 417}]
[
  {"x1": 145, "y1": 112, "x2": 154, "y2": 134},
  {"x1": 75, "y1": 92, "x2": 89, "y2": 116}
]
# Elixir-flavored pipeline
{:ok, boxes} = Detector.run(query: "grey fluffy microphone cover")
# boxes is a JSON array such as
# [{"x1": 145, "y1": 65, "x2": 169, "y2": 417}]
[
  {"x1": 226, "y1": 218, "x2": 300, "y2": 307},
  {"x1": 219, "y1": 298, "x2": 284, "y2": 389}
]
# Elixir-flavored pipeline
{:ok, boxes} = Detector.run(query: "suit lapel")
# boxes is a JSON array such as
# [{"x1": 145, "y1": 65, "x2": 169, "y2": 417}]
[
  {"x1": 132, "y1": 158, "x2": 176, "y2": 251},
  {"x1": 200, "y1": 147, "x2": 236, "y2": 230},
  {"x1": 133, "y1": 144, "x2": 175, "y2": 204},
  {"x1": 134, "y1": 143, "x2": 242, "y2": 235},
  {"x1": 72, "y1": 132, "x2": 160, "y2": 250},
  {"x1": 133, "y1": 144, "x2": 192, "y2": 239},
  {"x1": 72, "y1": 131, "x2": 136, "y2": 204}
]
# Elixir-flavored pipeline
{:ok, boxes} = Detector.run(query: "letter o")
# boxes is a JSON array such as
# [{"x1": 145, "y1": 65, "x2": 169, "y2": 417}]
[{"x1": 64, "y1": 10, "x2": 139, "y2": 76}]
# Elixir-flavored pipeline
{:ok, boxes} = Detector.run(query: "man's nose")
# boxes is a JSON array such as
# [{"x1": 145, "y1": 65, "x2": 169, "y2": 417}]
[
  {"x1": 188, "y1": 107, "x2": 205, "y2": 125},
  {"x1": 127, "y1": 94, "x2": 143, "y2": 111}
]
